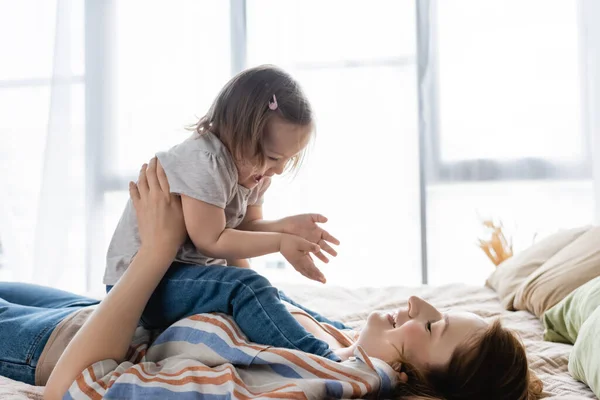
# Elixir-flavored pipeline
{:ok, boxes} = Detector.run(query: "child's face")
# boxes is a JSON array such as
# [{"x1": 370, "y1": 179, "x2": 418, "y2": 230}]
[{"x1": 237, "y1": 116, "x2": 312, "y2": 189}]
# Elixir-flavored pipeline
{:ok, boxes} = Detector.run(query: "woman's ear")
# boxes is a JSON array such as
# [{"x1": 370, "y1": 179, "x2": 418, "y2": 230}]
[
  {"x1": 398, "y1": 371, "x2": 408, "y2": 383},
  {"x1": 390, "y1": 361, "x2": 408, "y2": 383}
]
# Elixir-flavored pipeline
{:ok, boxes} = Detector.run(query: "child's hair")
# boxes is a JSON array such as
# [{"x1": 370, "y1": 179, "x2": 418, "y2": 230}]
[
  {"x1": 391, "y1": 319, "x2": 543, "y2": 400},
  {"x1": 193, "y1": 64, "x2": 314, "y2": 173}
]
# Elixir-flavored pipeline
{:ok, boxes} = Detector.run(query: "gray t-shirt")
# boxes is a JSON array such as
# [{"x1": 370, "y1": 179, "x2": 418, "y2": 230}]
[{"x1": 103, "y1": 131, "x2": 271, "y2": 285}]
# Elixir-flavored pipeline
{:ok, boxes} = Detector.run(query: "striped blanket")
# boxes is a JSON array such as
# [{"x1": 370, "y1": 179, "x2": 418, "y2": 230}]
[{"x1": 65, "y1": 312, "x2": 398, "y2": 399}]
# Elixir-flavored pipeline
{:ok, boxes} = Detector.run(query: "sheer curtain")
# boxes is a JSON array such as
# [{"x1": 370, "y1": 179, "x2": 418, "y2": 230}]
[
  {"x1": 581, "y1": 0, "x2": 600, "y2": 223},
  {"x1": 1, "y1": 0, "x2": 599, "y2": 294},
  {"x1": 0, "y1": 0, "x2": 85, "y2": 291}
]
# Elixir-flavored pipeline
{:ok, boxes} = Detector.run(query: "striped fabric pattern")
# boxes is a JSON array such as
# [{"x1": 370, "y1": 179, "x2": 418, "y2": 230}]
[{"x1": 65, "y1": 312, "x2": 397, "y2": 399}]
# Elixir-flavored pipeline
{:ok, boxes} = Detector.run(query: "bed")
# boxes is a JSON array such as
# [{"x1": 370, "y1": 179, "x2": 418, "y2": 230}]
[{"x1": 0, "y1": 283, "x2": 596, "y2": 399}]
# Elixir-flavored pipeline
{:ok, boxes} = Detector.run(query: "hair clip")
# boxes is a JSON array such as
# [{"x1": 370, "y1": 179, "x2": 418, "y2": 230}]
[{"x1": 268, "y1": 94, "x2": 278, "y2": 110}]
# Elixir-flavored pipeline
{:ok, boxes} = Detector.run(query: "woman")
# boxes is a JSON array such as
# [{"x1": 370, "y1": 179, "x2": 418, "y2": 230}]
[{"x1": 0, "y1": 160, "x2": 540, "y2": 399}]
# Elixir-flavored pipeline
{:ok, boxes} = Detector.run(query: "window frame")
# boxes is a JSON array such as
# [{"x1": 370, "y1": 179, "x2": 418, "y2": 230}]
[
  {"x1": 85, "y1": 0, "x2": 590, "y2": 290},
  {"x1": 421, "y1": 0, "x2": 590, "y2": 184}
]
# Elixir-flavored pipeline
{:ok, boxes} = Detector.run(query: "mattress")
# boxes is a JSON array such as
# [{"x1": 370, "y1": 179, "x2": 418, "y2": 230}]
[{"x1": 0, "y1": 283, "x2": 596, "y2": 399}]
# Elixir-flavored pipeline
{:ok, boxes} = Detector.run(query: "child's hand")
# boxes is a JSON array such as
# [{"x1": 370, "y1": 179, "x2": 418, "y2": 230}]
[
  {"x1": 279, "y1": 234, "x2": 326, "y2": 283},
  {"x1": 281, "y1": 214, "x2": 340, "y2": 264}
]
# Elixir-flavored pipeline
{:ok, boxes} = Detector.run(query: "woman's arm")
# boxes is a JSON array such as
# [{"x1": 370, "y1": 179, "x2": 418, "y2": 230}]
[
  {"x1": 45, "y1": 158, "x2": 186, "y2": 400},
  {"x1": 226, "y1": 258, "x2": 251, "y2": 268}
]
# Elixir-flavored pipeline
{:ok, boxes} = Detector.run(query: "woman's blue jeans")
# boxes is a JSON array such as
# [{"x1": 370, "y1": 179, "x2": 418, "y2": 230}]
[{"x1": 0, "y1": 282, "x2": 99, "y2": 385}]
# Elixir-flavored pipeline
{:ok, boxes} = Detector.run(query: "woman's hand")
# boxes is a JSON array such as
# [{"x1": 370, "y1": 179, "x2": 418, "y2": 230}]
[
  {"x1": 45, "y1": 157, "x2": 185, "y2": 400},
  {"x1": 279, "y1": 234, "x2": 326, "y2": 283},
  {"x1": 131, "y1": 157, "x2": 186, "y2": 258},
  {"x1": 281, "y1": 214, "x2": 340, "y2": 264}
]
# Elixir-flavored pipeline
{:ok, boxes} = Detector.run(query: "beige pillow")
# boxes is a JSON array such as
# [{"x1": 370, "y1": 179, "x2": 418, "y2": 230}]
[
  {"x1": 513, "y1": 226, "x2": 600, "y2": 318},
  {"x1": 486, "y1": 226, "x2": 589, "y2": 310}
]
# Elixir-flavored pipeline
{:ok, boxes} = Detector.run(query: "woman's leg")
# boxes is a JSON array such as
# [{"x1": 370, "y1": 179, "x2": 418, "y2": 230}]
[
  {"x1": 0, "y1": 298, "x2": 83, "y2": 385},
  {"x1": 0, "y1": 282, "x2": 99, "y2": 309},
  {"x1": 138, "y1": 263, "x2": 340, "y2": 361},
  {"x1": 278, "y1": 290, "x2": 351, "y2": 330}
]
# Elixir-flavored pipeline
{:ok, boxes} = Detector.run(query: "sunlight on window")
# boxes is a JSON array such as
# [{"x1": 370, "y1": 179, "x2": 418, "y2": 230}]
[
  {"x1": 437, "y1": 1, "x2": 582, "y2": 162},
  {"x1": 112, "y1": 0, "x2": 231, "y2": 176},
  {"x1": 246, "y1": 1, "x2": 422, "y2": 286}
]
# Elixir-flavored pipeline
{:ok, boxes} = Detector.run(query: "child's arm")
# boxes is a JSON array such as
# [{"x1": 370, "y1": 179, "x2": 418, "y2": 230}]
[
  {"x1": 236, "y1": 205, "x2": 284, "y2": 232},
  {"x1": 238, "y1": 206, "x2": 340, "y2": 264},
  {"x1": 182, "y1": 195, "x2": 282, "y2": 259},
  {"x1": 182, "y1": 196, "x2": 324, "y2": 283}
]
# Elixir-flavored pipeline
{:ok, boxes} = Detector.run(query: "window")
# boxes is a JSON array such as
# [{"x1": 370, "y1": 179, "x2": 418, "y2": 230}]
[
  {"x1": 420, "y1": 1, "x2": 592, "y2": 285},
  {"x1": 244, "y1": 0, "x2": 422, "y2": 286},
  {"x1": 428, "y1": 0, "x2": 586, "y2": 182},
  {"x1": 91, "y1": 0, "x2": 423, "y2": 290},
  {"x1": 3, "y1": 1, "x2": 590, "y2": 292},
  {"x1": 90, "y1": 1, "x2": 232, "y2": 291}
]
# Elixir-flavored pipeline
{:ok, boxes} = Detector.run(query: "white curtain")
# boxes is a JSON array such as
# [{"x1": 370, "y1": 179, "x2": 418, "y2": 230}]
[
  {"x1": 1, "y1": 0, "x2": 599, "y2": 293},
  {"x1": 581, "y1": 0, "x2": 600, "y2": 223},
  {"x1": 0, "y1": 0, "x2": 85, "y2": 291}
]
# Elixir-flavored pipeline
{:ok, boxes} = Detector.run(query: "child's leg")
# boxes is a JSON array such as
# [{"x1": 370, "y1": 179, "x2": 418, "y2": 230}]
[
  {"x1": 278, "y1": 290, "x2": 351, "y2": 330},
  {"x1": 0, "y1": 282, "x2": 99, "y2": 309},
  {"x1": 141, "y1": 263, "x2": 340, "y2": 361}
]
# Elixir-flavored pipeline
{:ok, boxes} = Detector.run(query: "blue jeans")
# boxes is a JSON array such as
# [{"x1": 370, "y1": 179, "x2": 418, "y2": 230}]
[
  {"x1": 107, "y1": 263, "x2": 347, "y2": 360},
  {"x1": 0, "y1": 282, "x2": 99, "y2": 385}
]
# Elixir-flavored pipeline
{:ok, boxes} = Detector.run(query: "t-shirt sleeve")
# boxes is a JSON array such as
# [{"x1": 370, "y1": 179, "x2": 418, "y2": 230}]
[
  {"x1": 248, "y1": 176, "x2": 272, "y2": 206},
  {"x1": 156, "y1": 140, "x2": 236, "y2": 209}
]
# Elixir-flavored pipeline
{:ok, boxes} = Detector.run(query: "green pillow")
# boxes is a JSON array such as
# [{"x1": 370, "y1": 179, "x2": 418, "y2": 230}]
[
  {"x1": 542, "y1": 275, "x2": 600, "y2": 344},
  {"x1": 569, "y1": 306, "x2": 600, "y2": 398}
]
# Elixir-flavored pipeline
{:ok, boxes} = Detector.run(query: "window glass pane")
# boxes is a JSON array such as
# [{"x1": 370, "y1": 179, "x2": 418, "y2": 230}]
[
  {"x1": 437, "y1": 0, "x2": 582, "y2": 162},
  {"x1": 427, "y1": 180, "x2": 593, "y2": 285},
  {"x1": 0, "y1": 0, "x2": 84, "y2": 80},
  {"x1": 111, "y1": 0, "x2": 231, "y2": 176},
  {"x1": 250, "y1": 66, "x2": 422, "y2": 286},
  {"x1": 247, "y1": 0, "x2": 416, "y2": 66}
]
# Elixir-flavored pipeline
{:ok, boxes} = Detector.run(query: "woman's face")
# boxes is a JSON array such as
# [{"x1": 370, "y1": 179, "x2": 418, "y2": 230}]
[{"x1": 355, "y1": 296, "x2": 488, "y2": 370}]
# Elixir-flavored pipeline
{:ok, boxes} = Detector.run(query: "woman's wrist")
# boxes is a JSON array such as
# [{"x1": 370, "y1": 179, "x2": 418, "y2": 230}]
[{"x1": 137, "y1": 243, "x2": 178, "y2": 268}]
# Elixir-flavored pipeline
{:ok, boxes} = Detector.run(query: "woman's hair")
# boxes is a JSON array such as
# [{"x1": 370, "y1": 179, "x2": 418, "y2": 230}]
[
  {"x1": 392, "y1": 319, "x2": 543, "y2": 400},
  {"x1": 192, "y1": 64, "x2": 314, "y2": 172}
]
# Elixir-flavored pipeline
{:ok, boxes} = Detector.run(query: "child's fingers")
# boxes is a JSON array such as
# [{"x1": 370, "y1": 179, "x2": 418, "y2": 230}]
[
  {"x1": 319, "y1": 241, "x2": 338, "y2": 257},
  {"x1": 138, "y1": 163, "x2": 149, "y2": 196},
  {"x1": 294, "y1": 257, "x2": 325, "y2": 283},
  {"x1": 313, "y1": 250, "x2": 330, "y2": 264},
  {"x1": 311, "y1": 213, "x2": 328, "y2": 223},
  {"x1": 299, "y1": 238, "x2": 320, "y2": 254},
  {"x1": 146, "y1": 157, "x2": 160, "y2": 191},
  {"x1": 322, "y1": 230, "x2": 340, "y2": 246},
  {"x1": 304, "y1": 261, "x2": 326, "y2": 283}
]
